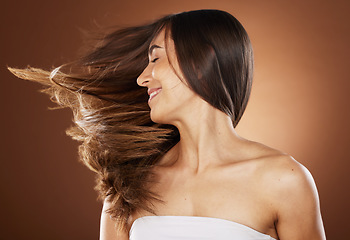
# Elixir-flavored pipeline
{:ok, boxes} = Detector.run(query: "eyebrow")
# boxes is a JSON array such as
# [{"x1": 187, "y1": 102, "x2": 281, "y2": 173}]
[{"x1": 148, "y1": 44, "x2": 162, "y2": 55}]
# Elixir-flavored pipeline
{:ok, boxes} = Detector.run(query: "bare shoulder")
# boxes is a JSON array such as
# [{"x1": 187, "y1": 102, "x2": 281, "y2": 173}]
[
  {"x1": 231, "y1": 139, "x2": 320, "y2": 204},
  {"x1": 244, "y1": 141, "x2": 312, "y2": 185},
  {"x1": 258, "y1": 152, "x2": 317, "y2": 197},
  {"x1": 250, "y1": 145, "x2": 326, "y2": 239},
  {"x1": 251, "y1": 144, "x2": 318, "y2": 203},
  {"x1": 99, "y1": 198, "x2": 129, "y2": 240}
]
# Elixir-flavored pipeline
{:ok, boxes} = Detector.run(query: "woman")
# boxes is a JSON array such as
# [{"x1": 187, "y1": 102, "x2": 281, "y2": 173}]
[{"x1": 9, "y1": 9, "x2": 326, "y2": 240}]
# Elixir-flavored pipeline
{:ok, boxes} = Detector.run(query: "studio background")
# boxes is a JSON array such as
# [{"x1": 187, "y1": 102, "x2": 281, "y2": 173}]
[{"x1": 1, "y1": 0, "x2": 349, "y2": 239}]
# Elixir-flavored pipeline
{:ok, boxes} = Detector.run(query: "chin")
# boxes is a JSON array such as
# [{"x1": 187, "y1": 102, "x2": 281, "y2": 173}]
[
  {"x1": 150, "y1": 111, "x2": 165, "y2": 124},
  {"x1": 150, "y1": 109, "x2": 172, "y2": 125}
]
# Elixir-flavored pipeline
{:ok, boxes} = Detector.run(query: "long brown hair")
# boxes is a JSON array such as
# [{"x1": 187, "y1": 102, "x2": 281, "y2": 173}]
[{"x1": 8, "y1": 9, "x2": 253, "y2": 233}]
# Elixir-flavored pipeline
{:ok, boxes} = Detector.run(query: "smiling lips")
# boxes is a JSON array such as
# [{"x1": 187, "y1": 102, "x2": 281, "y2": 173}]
[{"x1": 148, "y1": 88, "x2": 162, "y2": 102}]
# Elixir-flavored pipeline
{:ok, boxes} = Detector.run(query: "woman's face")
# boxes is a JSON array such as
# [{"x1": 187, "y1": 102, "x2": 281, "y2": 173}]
[{"x1": 137, "y1": 29, "x2": 198, "y2": 124}]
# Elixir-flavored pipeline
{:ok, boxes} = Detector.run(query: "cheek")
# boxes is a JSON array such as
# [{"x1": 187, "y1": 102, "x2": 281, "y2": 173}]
[
  {"x1": 150, "y1": 84, "x2": 198, "y2": 124},
  {"x1": 162, "y1": 84, "x2": 196, "y2": 112},
  {"x1": 152, "y1": 63, "x2": 173, "y2": 81}
]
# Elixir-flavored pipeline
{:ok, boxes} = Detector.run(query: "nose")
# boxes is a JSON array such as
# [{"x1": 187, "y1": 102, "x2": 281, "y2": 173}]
[{"x1": 137, "y1": 65, "x2": 152, "y2": 87}]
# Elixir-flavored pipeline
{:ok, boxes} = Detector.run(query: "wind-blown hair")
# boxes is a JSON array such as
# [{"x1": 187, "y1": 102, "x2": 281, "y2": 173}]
[{"x1": 8, "y1": 9, "x2": 253, "y2": 232}]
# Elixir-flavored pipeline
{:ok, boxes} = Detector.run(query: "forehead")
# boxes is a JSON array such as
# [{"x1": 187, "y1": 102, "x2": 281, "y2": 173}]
[
  {"x1": 149, "y1": 28, "x2": 176, "y2": 57},
  {"x1": 150, "y1": 29, "x2": 166, "y2": 46}
]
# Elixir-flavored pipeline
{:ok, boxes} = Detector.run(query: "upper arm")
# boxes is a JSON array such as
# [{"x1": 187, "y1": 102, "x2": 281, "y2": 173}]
[
  {"x1": 273, "y1": 156, "x2": 326, "y2": 240},
  {"x1": 100, "y1": 198, "x2": 129, "y2": 240}
]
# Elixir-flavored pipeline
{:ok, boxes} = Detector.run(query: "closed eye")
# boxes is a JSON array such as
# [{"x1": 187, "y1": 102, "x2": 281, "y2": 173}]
[{"x1": 151, "y1": 58, "x2": 159, "y2": 63}]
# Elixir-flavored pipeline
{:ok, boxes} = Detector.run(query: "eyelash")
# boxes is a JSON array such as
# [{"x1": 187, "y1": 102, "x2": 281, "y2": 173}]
[{"x1": 151, "y1": 58, "x2": 159, "y2": 63}]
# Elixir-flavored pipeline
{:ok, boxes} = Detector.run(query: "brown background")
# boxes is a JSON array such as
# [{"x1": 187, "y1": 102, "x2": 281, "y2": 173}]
[{"x1": 1, "y1": 0, "x2": 349, "y2": 239}]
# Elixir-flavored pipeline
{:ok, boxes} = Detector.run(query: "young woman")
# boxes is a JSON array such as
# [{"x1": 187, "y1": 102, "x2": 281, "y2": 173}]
[{"x1": 9, "y1": 9, "x2": 326, "y2": 240}]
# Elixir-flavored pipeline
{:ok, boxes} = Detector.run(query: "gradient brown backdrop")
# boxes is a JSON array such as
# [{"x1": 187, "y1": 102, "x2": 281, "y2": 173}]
[{"x1": 1, "y1": 0, "x2": 349, "y2": 239}]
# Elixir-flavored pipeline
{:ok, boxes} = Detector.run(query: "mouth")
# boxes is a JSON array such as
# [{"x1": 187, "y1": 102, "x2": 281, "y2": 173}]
[{"x1": 148, "y1": 88, "x2": 162, "y2": 102}]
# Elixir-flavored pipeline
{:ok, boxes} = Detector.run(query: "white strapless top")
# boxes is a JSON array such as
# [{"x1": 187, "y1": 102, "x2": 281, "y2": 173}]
[{"x1": 129, "y1": 216, "x2": 276, "y2": 240}]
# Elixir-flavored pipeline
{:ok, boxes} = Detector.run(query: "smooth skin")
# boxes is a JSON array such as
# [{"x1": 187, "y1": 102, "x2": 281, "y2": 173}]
[{"x1": 100, "y1": 30, "x2": 326, "y2": 240}]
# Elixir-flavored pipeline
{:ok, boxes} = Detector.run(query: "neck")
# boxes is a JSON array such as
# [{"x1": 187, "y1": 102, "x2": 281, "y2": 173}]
[{"x1": 165, "y1": 102, "x2": 247, "y2": 174}]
